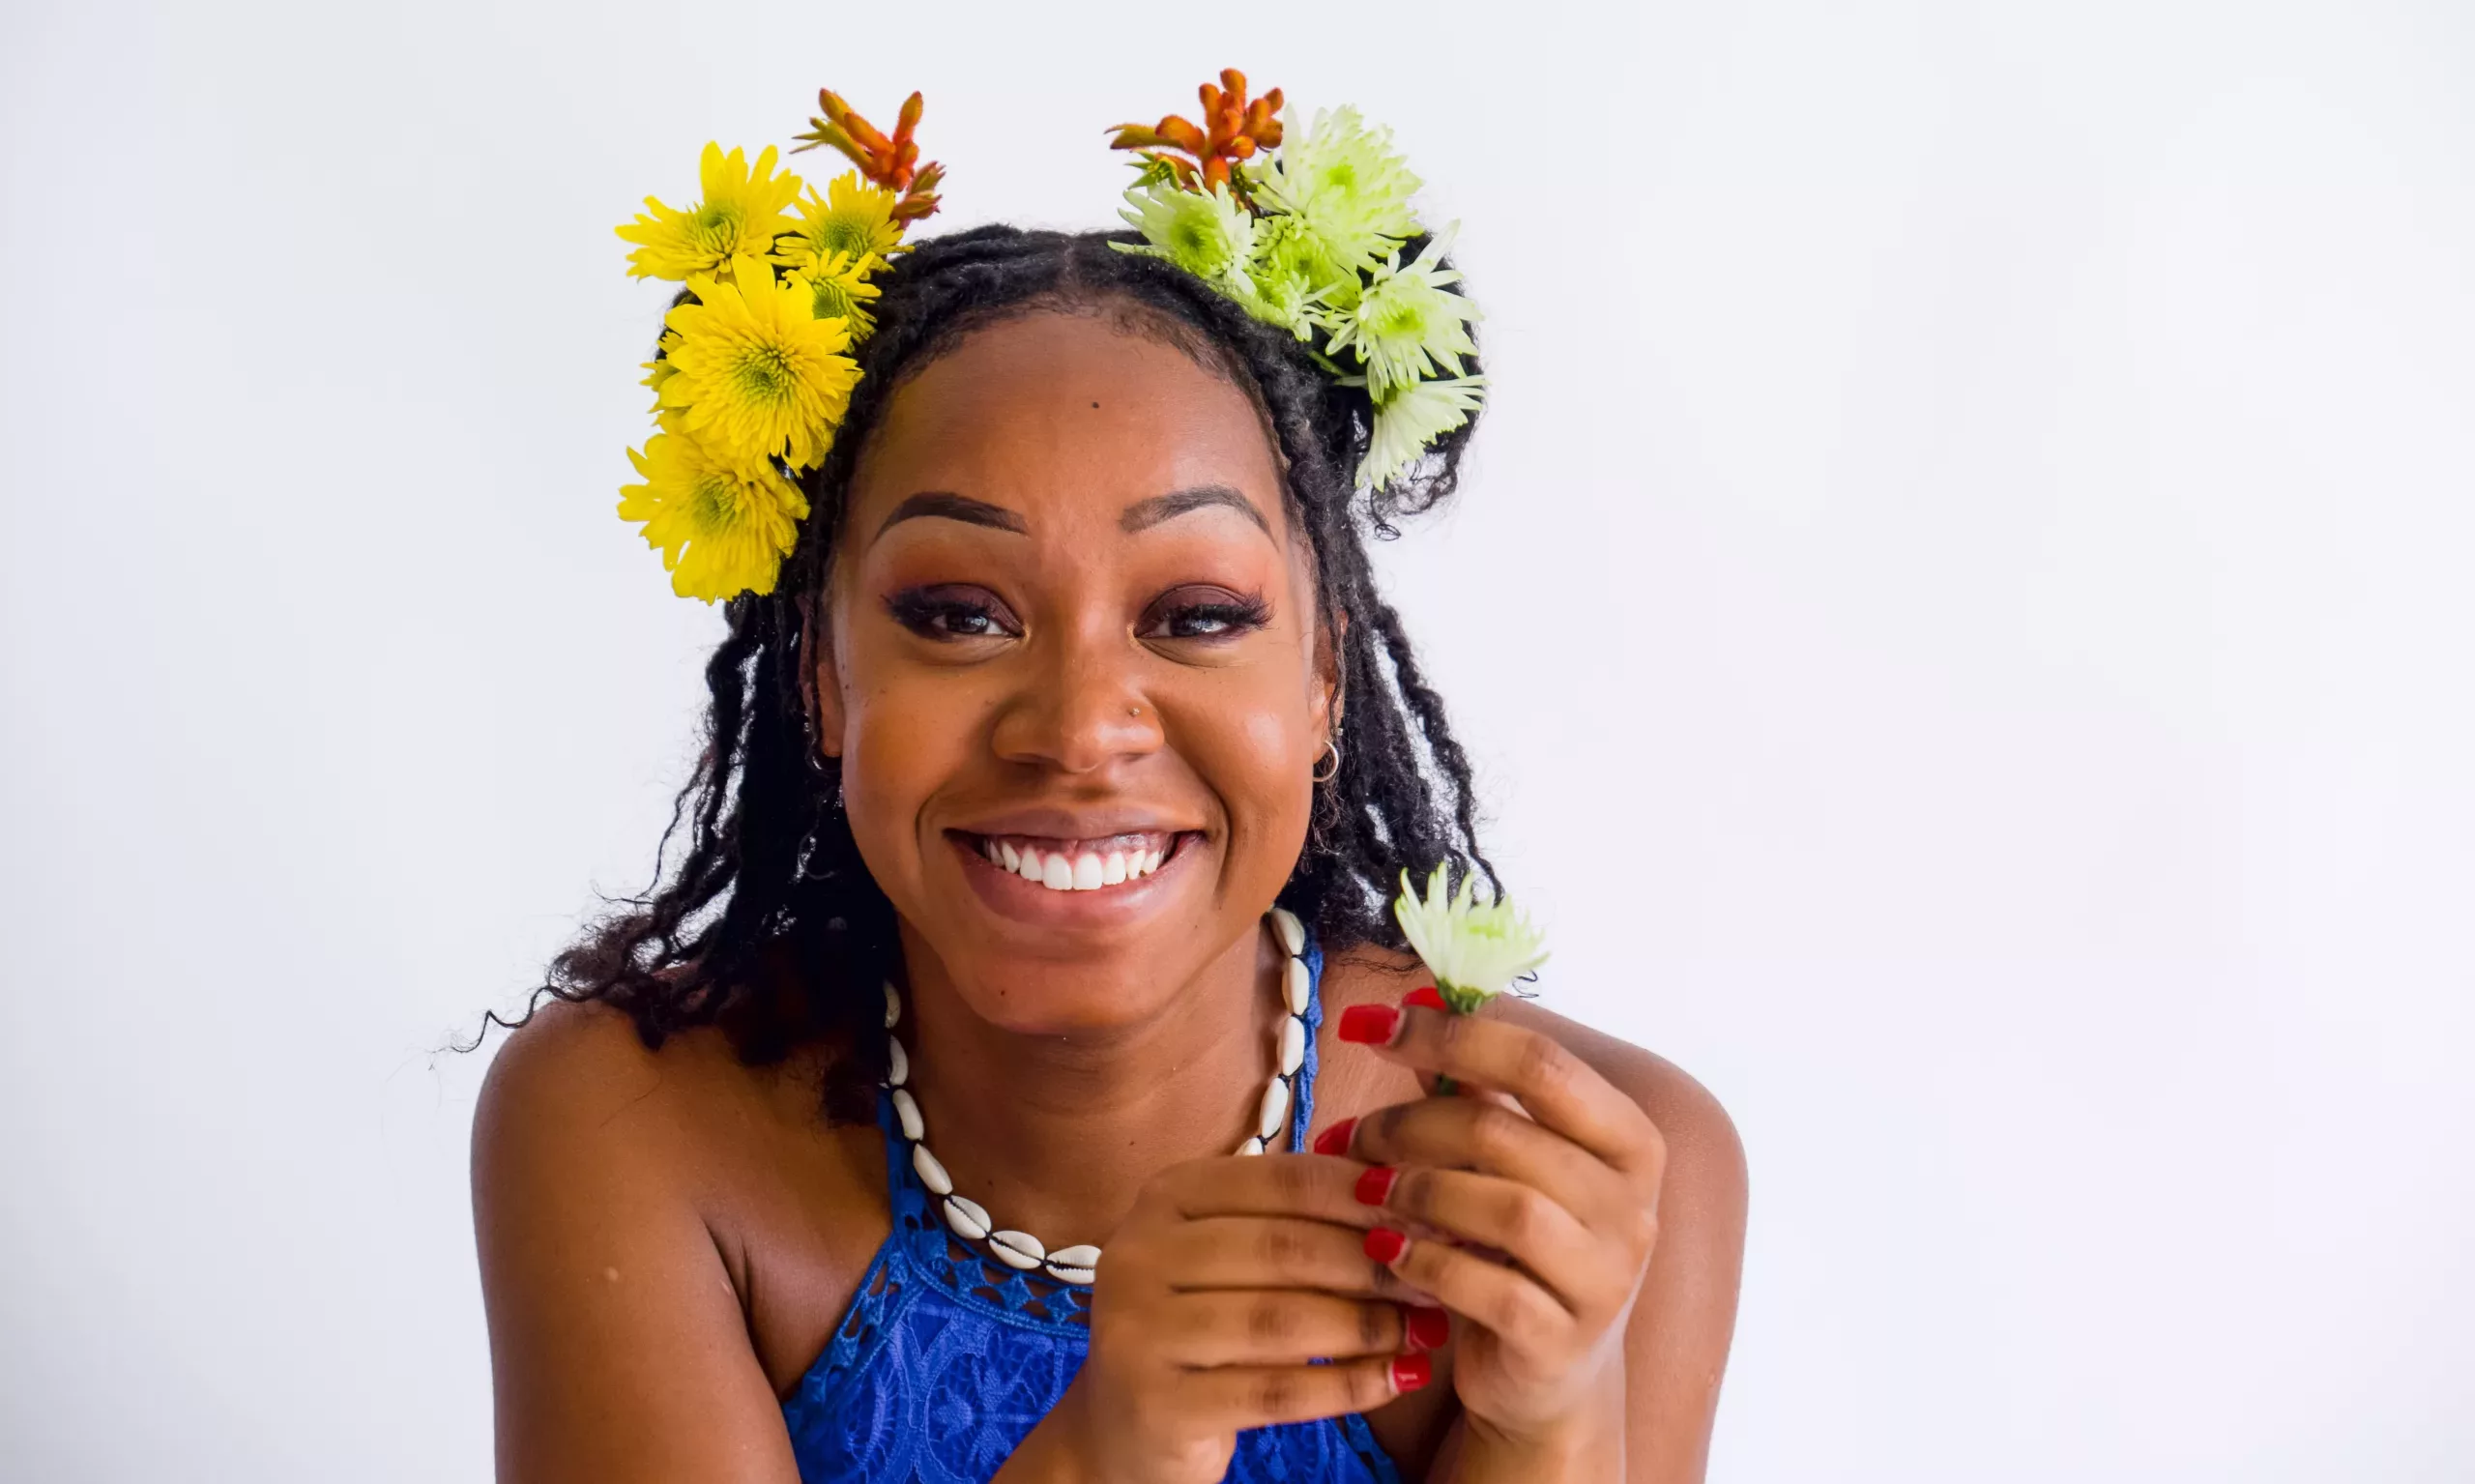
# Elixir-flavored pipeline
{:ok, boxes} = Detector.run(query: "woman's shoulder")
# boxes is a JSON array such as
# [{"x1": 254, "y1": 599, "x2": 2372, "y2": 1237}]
[
  {"x1": 472, "y1": 996, "x2": 872, "y2": 1234},
  {"x1": 1321, "y1": 943, "x2": 1746, "y2": 1189}
]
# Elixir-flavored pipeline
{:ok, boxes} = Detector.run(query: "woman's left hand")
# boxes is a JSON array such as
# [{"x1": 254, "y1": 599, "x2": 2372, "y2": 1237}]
[{"x1": 1323, "y1": 996, "x2": 1669, "y2": 1457}]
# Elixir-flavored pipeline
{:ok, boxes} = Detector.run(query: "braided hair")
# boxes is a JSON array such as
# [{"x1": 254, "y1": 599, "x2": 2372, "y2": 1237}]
[{"x1": 517, "y1": 224, "x2": 1496, "y2": 1120}]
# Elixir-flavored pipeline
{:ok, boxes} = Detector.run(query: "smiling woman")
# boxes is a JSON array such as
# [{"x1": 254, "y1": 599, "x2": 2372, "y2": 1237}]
[{"x1": 472, "y1": 78, "x2": 1746, "y2": 1484}]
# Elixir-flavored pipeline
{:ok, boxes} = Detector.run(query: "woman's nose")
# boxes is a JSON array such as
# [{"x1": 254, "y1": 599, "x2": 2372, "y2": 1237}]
[{"x1": 987, "y1": 624, "x2": 1164, "y2": 773}]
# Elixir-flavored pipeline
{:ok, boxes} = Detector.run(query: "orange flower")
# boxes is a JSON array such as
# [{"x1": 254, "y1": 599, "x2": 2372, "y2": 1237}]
[
  {"x1": 1108, "y1": 69, "x2": 1285, "y2": 193},
  {"x1": 795, "y1": 89, "x2": 943, "y2": 227}
]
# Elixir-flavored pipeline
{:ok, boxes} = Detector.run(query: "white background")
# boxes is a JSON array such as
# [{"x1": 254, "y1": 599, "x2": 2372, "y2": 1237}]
[{"x1": 4, "y1": 1, "x2": 2470, "y2": 1478}]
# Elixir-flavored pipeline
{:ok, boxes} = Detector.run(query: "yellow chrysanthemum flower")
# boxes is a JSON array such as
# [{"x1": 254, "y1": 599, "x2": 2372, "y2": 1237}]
[
  {"x1": 798, "y1": 251, "x2": 883, "y2": 339},
  {"x1": 778, "y1": 171, "x2": 903, "y2": 276},
  {"x1": 618, "y1": 429, "x2": 811, "y2": 602},
  {"x1": 618, "y1": 143, "x2": 802, "y2": 282},
  {"x1": 659, "y1": 255, "x2": 860, "y2": 471},
  {"x1": 640, "y1": 330, "x2": 683, "y2": 413}
]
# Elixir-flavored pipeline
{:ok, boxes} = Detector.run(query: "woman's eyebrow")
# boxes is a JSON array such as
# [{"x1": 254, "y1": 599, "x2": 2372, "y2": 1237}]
[
  {"x1": 1119, "y1": 484, "x2": 1272, "y2": 538},
  {"x1": 873, "y1": 491, "x2": 1030, "y2": 541}
]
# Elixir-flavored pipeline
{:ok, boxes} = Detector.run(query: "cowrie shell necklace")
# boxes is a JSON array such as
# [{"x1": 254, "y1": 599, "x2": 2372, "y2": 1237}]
[{"x1": 881, "y1": 907, "x2": 1312, "y2": 1287}]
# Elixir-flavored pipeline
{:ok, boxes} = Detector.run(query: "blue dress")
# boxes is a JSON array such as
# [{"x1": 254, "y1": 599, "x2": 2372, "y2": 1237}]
[{"x1": 780, "y1": 939, "x2": 1406, "y2": 1483}]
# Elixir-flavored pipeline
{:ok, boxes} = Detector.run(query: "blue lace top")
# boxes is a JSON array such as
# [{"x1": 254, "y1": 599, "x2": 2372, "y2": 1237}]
[{"x1": 780, "y1": 939, "x2": 1406, "y2": 1484}]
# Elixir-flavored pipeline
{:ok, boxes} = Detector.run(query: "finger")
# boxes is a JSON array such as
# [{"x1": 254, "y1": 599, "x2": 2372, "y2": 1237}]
[
  {"x1": 1337, "y1": 1004, "x2": 1665, "y2": 1178},
  {"x1": 1159, "y1": 1216, "x2": 1423, "y2": 1300},
  {"x1": 1148, "y1": 1151, "x2": 1376, "y2": 1225},
  {"x1": 1180, "y1": 1354, "x2": 1433, "y2": 1431},
  {"x1": 1366, "y1": 1224, "x2": 1579, "y2": 1345},
  {"x1": 1345, "y1": 1094, "x2": 1620, "y2": 1235},
  {"x1": 1354, "y1": 1164, "x2": 1629, "y2": 1316},
  {"x1": 1157, "y1": 1290, "x2": 1406, "y2": 1367}
]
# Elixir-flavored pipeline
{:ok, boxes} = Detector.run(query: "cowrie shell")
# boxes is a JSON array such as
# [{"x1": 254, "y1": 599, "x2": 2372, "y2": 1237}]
[
  {"x1": 942, "y1": 1194, "x2": 990, "y2": 1240},
  {"x1": 912, "y1": 1143, "x2": 951, "y2": 1196},
  {"x1": 987, "y1": 1230, "x2": 1045, "y2": 1270},
  {"x1": 1258, "y1": 1078, "x2": 1291, "y2": 1142},
  {"x1": 1284, "y1": 957, "x2": 1311, "y2": 1015},
  {"x1": 1270, "y1": 907, "x2": 1305, "y2": 957}
]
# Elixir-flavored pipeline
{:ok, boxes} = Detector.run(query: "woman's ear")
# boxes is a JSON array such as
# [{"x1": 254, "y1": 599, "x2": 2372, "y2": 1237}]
[
  {"x1": 800, "y1": 596, "x2": 846, "y2": 761},
  {"x1": 1314, "y1": 604, "x2": 1349, "y2": 739}
]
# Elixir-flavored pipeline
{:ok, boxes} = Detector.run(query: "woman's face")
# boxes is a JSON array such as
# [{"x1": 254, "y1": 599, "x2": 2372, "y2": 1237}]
[{"x1": 817, "y1": 307, "x2": 1333, "y2": 1033}]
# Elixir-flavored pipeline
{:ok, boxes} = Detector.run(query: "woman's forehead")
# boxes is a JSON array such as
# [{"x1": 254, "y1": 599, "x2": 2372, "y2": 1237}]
[{"x1": 848, "y1": 310, "x2": 1285, "y2": 537}]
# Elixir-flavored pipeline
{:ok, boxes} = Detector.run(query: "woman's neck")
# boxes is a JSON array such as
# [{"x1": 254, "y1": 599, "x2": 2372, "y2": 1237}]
[{"x1": 891, "y1": 918, "x2": 1291, "y2": 1245}]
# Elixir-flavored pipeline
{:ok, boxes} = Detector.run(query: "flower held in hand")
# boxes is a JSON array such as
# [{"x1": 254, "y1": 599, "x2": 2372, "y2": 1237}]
[{"x1": 1392, "y1": 864, "x2": 1549, "y2": 1015}]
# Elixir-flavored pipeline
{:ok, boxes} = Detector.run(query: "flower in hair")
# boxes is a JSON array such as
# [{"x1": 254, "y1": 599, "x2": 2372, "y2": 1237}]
[
  {"x1": 617, "y1": 143, "x2": 803, "y2": 282},
  {"x1": 779, "y1": 172, "x2": 905, "y2": 277},
  {"x1": 1361, "y1": 375, "x2": 1486, "y2": 491},
  {"x1": 656, "y1": 255, "x2": 861, "y2": 473},
  {"x1": 1392, "y1": 864, "x2": 1549, "y2": 1015},
  {"x1": 618, "y1": 430, "x2": 812, "y2": 602},
  {"x1": 797, "y1": 251, "x2": 884, "y2": 338},
  {"x1": 1252, "y1": 106, "x2": 1422, "y2": 273},
  {"x1": 1108, "y1": 69, "x2": 1284, "y2": 193},
  {"x1": 1118, "y1": 178, "x2": 1259, "y2": 289},
  {"x1": 1323, "y1": 228, "x2": 1481, "y2": 400}
]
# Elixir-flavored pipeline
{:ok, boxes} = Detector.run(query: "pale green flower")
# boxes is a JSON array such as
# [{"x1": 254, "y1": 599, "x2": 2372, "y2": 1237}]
[
  {"x1": 1324, "y1": 226, "x2": 1481, "y2": 400},
  {"x1": 1115, "y1": 179, "x2": 1256, "y2": 289},
  {"x1": 1242, "y1": 217, "x2": 1354, "y2": 338},
  {"x1": 1360, "y1": 374, "x2": 1486, "y2": 490},
  {"x1": 1256, "y1": 106, "x2": 1422, "y2": 270},
  {"x1": 1392, "y1": 863, "x2": 1549, "y2": 1013}
]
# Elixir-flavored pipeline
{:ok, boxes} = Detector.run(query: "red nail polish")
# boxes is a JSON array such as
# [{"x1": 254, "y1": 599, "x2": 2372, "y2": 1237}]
[
  {"x1": 1403, "y1": 985, "x2": 1447, "y2": 1011},
  {"x1": 1405, "y1": 1305, "x2": 1450, "y2": 1353},
  {"x1": 1364, "y1": 1227, "x2": 1408, "y2": 1265},
  {"x1": 1312, "y1": 1117, "x2": 1357, "y2": 1157},
  {"x1": 1338, "y1": 1004, "x2": 1401, "y2": 1044},
  {"x1": 1390, "y1": 1353, "x2": 1433, "y2": 1392},
  {"x1": 1353, "y1": 1165, "x2": 1398, "y2": 1206}
]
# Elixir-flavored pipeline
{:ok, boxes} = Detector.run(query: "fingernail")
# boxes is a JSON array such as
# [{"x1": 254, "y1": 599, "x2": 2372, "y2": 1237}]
[
  {"x1": 1390, "y1": 1353, "x2": 1433, "y2": 1392},
  {"x1": 1405, "y1": 1305, "x2": 1450, "y2": 1353},
  {"x1": 1338, "y1": 1005, "x2": 1402, "y2": 1044},
  {"x1": 1403, "y1": 985, "x2": 1447, "y2": 1011},
  {"x1": 1311, "y1": 1117, "x2": 1357, "y2": 1157},
  {"x1": 1364, "y1": 1227, "x2": 1408, "y2": 1265},
  {"x1": 1353, "y1": 1165, "x2": 1398, "y2": 1206}
]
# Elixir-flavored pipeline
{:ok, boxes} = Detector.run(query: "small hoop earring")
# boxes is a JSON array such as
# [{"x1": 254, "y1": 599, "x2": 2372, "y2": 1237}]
[{"x1": 1311, "y1": 734, "x2": 1343, "y2": 783}]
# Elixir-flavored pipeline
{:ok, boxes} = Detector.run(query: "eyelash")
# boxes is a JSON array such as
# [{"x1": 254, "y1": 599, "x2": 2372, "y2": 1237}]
[{"x1": 882, "y1": 588, "x2": 1272, "y2": 643}]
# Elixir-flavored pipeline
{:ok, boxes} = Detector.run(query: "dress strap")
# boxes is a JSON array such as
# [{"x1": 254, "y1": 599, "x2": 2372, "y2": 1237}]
[{"x1": 1288, "y1": 934, "x2": 1326, "y2": 1153}]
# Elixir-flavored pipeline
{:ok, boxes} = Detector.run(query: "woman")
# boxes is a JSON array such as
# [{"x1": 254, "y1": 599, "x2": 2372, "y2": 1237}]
[{"x1": 474, "y1": 78, "x2": 1747, "y2": 1484}]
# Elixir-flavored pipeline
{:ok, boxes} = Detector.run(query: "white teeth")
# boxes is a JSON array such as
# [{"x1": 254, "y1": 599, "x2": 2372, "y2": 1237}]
[{"x1": 982, "y1": 835, "x2": 1178, "y2": 889}]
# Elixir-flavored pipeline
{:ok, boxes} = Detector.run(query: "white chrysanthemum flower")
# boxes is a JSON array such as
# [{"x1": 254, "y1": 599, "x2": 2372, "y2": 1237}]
[
  {"x1": 1324, "y1": 226, "x2": 1481, "y2": 400},
  {"x1": 1241, "y1": 217, "x2": 1351, "y2": 338},
  {"x1": 1256, "y1": 106, "x2": 1423, "y2": 270},
  {"x1": 1392, "y1": 864, "x2": 1549, "y2": 1013},
  {"x1": 1115, "y1": 180, "x2": 1257, "y2": 289},
  {"x1": 1360, "y1": 375, "x2": 1486, "y2": 491}
]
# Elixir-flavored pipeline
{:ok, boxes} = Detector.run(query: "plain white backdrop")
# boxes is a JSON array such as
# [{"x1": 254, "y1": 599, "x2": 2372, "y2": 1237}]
[{"x1": 5, "y1": 0, "x2": 2470, "y2": 1478}]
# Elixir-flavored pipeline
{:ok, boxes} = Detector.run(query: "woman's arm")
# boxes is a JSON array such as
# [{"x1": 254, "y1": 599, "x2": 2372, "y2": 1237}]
[{"x1": 472, "y1": 1003, "x2": 802, "y2": 1484}]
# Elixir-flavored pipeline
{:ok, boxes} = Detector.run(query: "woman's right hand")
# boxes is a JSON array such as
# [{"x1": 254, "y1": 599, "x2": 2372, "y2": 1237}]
[{"x1": 1001, "y1": 1152, "x2": 1444, "y2": 1484}]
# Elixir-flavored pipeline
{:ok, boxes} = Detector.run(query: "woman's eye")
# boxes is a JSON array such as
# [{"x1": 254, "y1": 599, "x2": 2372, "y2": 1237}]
[
  {"x1": 886, "y1": 587, "x2": 1019, "y2": 640},
  {"x1": 1142, "y1": 589, "x2": 1272, "y2": 641}
]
